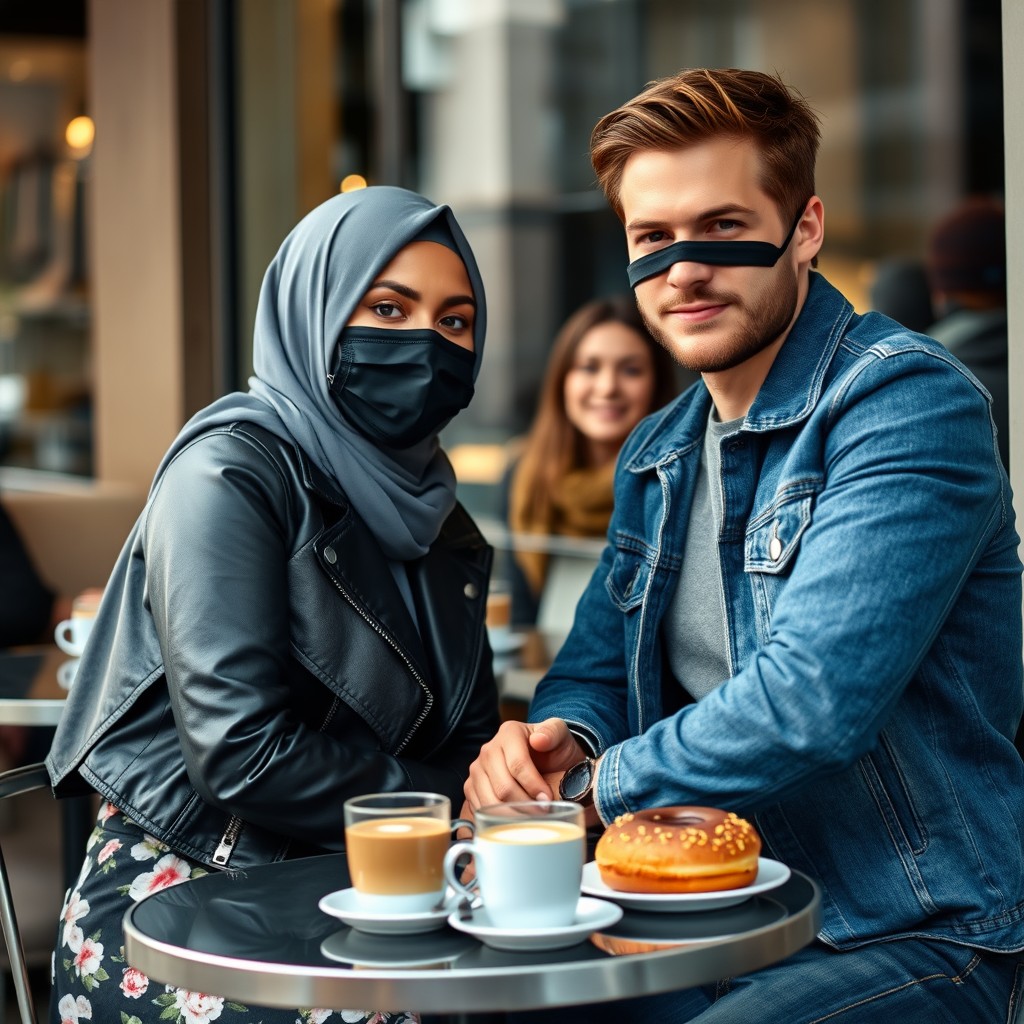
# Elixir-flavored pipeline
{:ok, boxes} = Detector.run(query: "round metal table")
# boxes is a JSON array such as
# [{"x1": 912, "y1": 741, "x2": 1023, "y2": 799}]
[{"x1": 123, "y1": 852, "x2": 821, "y2": 1018}]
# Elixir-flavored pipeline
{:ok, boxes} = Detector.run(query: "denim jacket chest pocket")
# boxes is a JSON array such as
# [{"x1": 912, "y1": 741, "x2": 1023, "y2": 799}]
[
  {"x1": 744, "y1": 489, "x2": 817, "y2": 638},
  {"x1": 606, "y1": 542, "x2": 653, "y2": 613}
]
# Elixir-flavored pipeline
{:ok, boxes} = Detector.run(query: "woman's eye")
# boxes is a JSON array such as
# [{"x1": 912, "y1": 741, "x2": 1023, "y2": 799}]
[
  {"x1": 371, "y1": 301, "x2": 403, "y2": 319},
  {"x1": 440, "y1": 313, "x2": 471, "y2": 331}
]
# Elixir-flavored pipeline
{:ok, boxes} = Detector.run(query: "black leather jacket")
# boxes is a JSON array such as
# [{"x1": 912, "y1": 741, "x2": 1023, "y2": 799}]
[{"x1": 46, "y1": 423, "x2": 499, "y2": 870}]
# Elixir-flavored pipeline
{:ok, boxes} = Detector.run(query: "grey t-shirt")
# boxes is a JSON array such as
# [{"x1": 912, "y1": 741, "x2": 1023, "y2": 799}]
[{"x1": 663, "y1": 410, "x2": 742, "y2": 701}]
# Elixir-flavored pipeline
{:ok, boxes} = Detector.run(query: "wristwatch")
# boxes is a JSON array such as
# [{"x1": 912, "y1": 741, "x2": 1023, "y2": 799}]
[{"x1": 558, "y1": 757, "x2": 597, "y2": 807}]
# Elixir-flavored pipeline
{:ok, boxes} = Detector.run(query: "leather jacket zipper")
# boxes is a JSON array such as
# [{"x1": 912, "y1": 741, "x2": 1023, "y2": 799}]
[
  {"x1": 213, "y1": 815, "x2": 244, "y2": 866},
  {"x1": 325, "y1": 570, "x2": 434, "y2": 753},
  {"x1": 212, "y1": 694, "x2": 340, "y2": 868}
]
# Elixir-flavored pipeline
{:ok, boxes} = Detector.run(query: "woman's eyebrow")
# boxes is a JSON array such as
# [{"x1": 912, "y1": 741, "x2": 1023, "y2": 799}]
[
  {"x1": 368, "y1": 279, "x2": 420, "y2": 300},
  {"x1": 366, "y1": 281, "x2": 475, "y2": 309}
]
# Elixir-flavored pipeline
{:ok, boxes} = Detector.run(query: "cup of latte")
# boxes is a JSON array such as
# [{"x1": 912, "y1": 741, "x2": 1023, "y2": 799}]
[
  {"x1": 54, "y1": 589, "x2": 103, "y2": 658},
  {"x1": 343, "y1": 792, "x2": 472, "y2": 913},
  {"x1": 443, "y1": 800, "x2": 585, "y2": 929}
]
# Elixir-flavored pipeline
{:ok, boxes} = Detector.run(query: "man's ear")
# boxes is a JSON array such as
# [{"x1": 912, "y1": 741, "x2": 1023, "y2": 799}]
[{"x1": 796, "y1": 196, "x2": 825, "y2": 267}]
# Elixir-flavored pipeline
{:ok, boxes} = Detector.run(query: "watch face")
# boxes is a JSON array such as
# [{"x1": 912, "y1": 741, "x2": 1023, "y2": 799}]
[{"x1": 561, "y1": 759, "x2": 593, "y2": 800}]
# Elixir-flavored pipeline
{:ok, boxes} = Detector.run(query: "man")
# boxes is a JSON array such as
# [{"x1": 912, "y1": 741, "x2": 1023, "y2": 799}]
[
  {"x1": 466, "y1": 69, "x2": 1024, "y2": 1021},
  {"x1": 924, "y1": 195, "x2": 1009, "y2": 471}
]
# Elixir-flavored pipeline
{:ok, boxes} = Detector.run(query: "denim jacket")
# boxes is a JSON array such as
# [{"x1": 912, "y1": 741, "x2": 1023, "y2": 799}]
[{"x1": 530, "y1": 273, "x2": 1024, "y2": 952}]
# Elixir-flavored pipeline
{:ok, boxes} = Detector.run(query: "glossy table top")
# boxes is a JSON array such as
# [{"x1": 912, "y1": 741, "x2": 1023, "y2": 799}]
[
  {"x1": 123, "y1": 852, "x2": 821, "y2": 1016},
  {"x1": 0, "y1": 645, "x2": 73, "y2": 725}
]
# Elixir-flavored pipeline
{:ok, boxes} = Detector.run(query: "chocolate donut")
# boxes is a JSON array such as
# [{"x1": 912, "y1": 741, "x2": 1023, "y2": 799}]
[{"x1": 595, "y1": 806, "x2": 761, "y2": 893}]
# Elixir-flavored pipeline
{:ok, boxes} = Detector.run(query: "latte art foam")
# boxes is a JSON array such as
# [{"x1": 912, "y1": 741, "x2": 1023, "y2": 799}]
[{"x1": 482, "y1": 820, "x2": 584, "y2": 845}]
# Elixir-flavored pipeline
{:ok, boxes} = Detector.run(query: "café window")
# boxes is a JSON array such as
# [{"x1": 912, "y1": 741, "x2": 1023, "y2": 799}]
[{"x1": 0, "y1": 1, "x2": 91, "y2": 478}]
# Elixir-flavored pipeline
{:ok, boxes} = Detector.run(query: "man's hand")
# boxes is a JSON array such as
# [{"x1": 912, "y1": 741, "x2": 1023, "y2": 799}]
[{"x1": 464, "y1": 717, "x2": 587, "y2": 810}]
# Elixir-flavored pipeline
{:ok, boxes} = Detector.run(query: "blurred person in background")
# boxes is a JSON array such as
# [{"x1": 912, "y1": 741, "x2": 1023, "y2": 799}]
[
  {"x1": 867, "y1": 256, "x2": 934, "y2": 334},
  {"x1": 504, "y1": 295, "x2": 681, "y2": 625},
  {"x1": 45, "y1": 186, "x2": 500, "y2": 1024},
  {"x1": 924, "y1": 195, "x2": 1009, "y2": 471},
  {"x1": 0, "y1": 495, "x2": 61, "y2": 648}
]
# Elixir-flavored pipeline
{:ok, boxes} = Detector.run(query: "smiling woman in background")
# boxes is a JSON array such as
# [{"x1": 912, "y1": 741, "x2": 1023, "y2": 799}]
[
  {"x1": 505, "y1": 295, "x2": 681, "y2": 625},
  {"x1": 45, "y1": 186, "x2": 499, "y2": 1024}
]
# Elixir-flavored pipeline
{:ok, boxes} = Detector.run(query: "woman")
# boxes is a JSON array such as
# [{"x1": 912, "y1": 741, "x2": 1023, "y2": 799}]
[
  {"x1": 505, "y1": 296, "x2": 680, "y2": 624},
  {"x1": 45, "y1": 187, "x2": 499, "y2": 1024}
]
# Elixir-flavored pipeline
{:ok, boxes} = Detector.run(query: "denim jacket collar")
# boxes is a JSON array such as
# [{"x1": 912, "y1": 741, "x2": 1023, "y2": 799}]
[{"x1": 626, "y1": 273, "x2": 855, "y2": 472}]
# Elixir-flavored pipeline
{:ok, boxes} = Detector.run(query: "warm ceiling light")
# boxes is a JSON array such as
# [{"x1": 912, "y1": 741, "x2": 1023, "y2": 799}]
[
  {"x1": 65, "y1": 115, "x2": 95, "y2": 155},
  {"x1": 340, "y1": 174, "x2": 368, "y2": 193}
]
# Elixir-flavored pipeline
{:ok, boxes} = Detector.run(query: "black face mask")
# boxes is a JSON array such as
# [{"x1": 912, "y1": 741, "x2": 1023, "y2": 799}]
[
  {"x1": 625, "y1": 207, "x2": 805, "y2": 287},
  {"x1": 328, "y1": 326, "x2": 476, "y2": 449}
]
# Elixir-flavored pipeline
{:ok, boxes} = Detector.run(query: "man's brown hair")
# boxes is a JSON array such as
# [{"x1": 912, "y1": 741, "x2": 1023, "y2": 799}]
[{"x1": 591, "y1": 68, "x2": 821, "y2": 224}]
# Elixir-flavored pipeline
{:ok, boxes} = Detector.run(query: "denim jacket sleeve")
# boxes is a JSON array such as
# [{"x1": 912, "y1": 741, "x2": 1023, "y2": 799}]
[{"x1": 533, "y1": 342, "x2": 1019, "y2": 823}]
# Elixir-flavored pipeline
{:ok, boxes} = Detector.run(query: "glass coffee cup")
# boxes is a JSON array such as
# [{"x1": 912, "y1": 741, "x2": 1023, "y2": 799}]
[{"x1": 343, "y1": 792, "x2": 472, "y2": 913}]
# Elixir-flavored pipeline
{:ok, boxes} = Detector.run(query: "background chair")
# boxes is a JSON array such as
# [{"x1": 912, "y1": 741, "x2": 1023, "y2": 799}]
[{"x1": 0, "y1": 762, "x2": 58, "y2": 1024}]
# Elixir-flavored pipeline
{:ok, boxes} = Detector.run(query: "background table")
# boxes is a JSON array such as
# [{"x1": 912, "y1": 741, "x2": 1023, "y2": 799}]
[
  {"x1": 123, "y1": 851, "x2": 821, "y2": 1019},
  {"x1": 0, "y1": 646, "x2": 71, "y2": 725},
  {"x1": 0, "y1": 645, "x2": 93, "y2": 887}
]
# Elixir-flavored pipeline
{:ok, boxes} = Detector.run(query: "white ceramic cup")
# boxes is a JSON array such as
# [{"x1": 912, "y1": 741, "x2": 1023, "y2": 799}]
[
  {"x1": 54, "y1": 591, "x2": 101, "y2": 657},
  {"x1": 344, "y1": 792, "x2": 473, "y2": 913},
  {"x1": 444, "y1": 800, "x2": 585, "y2": 929}
]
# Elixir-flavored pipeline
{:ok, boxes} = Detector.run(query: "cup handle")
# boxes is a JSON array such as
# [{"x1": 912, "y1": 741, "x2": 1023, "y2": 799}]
[
  {"x1": 54, "y1": 621, "x2": 78, "y2": 656},
  {"x1": 450, "y1": 817, "x2": 475, "y2": 839},
  {"x1": 442, "y1": 840, "x2": 478, "y2": 904}
]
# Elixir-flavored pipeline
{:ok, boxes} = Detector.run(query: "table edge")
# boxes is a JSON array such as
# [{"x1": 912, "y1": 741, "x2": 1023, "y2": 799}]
[{"x1": 123, "y1": 873, "x2": 823, "y2": 1014}]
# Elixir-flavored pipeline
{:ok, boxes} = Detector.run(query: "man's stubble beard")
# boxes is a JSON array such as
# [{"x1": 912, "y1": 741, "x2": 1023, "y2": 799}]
[{"x1": 638, "y1": 264, "x2": 800, "y2": 375}]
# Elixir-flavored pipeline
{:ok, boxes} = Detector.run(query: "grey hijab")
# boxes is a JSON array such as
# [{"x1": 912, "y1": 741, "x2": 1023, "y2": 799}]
[{"x1": 152, "y1": 186, "x2": 487, "y2": 560}]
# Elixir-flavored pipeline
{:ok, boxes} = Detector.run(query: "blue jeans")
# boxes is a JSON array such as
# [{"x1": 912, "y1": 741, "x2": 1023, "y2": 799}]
[{"x1": 511, "y1": 939, "x2": 1024, "y2": 1023}]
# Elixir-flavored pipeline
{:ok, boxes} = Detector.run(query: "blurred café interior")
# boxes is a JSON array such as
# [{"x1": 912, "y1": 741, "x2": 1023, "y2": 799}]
[{"x1": 0, "y1": 0, "x2": 1020, "y2": 612}]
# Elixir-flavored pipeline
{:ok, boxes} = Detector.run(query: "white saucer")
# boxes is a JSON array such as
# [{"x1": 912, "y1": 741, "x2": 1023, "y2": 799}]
[
  {"x1": 57, "y1": 658, "x2": 80, "y2": 690},
  {"x1": 488, "y1": 628, "x2": 528, "y2": 656},
  {"x1": 318, "y1": 888, "x2": 453, "y2": 935},
  {"x1": 320, "y1": 927, "x2": 474, "y2": 967},
  {"x1": 581, "y1": 857, "x2": 791, "y2": 912},
  {"x1": 447, "y1": 896, "x2": 622, "y2": 951}
]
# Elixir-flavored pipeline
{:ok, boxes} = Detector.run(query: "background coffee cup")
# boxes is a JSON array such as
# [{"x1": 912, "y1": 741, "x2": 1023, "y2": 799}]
[
  {"x1": 344, "y1": 792, "x2": 473, "y2": 913},
  {"x1": 56, "y1": 658, "x2": 80, "y2": 689},
  {"x1": 54, "y1": 589, "x2": 102, "y2": 657},
  {"x1": 444, "y1": 800, "x2": 585, "y2": 929}
]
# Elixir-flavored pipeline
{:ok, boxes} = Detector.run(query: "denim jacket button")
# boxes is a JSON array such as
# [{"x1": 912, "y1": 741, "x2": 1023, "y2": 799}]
[
  {"x1": 464, "y1": 583, "x2": 480, "y2": 599},
  {"x1": 769, "y1": 535, "x2": 783, "y2": 561}
]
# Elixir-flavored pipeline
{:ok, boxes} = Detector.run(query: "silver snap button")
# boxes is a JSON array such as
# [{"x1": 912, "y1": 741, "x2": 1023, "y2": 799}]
[
  {"x1": 464, "y1": 583, "x2": 479, "y2": 599},
  {"x1": 323, "y1": 545, "x2": 337, "y2": 565},
  {"x1": 769, "y1": 535, "x2": 783, "y2": 561}
]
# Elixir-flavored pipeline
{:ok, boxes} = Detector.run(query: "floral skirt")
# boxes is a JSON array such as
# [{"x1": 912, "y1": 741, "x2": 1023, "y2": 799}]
[{"x1": 51, "y1": 802, "x2": 418, "y2": 1024}]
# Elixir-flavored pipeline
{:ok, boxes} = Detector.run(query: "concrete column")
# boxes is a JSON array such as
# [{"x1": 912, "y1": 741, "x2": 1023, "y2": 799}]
[{"x1": 88, "y1": 0, "x2": 184, "y2": 487}]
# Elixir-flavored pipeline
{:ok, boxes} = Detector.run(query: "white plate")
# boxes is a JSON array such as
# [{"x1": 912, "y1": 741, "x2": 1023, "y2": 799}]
[
  {"x1": 580, "y1": 857, "x2": 791, "y2": 912},
  {"x1": 447, "y1": 896, "x2": 622, "y2": 951},
  {"x1": 318, "y1": 888, "x2": 454, "y2": 935}
]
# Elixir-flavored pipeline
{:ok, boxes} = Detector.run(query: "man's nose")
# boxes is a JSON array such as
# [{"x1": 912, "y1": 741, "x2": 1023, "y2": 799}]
[{"x1": 665, "y1": 257, "x2": 713, "y2": 291}]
